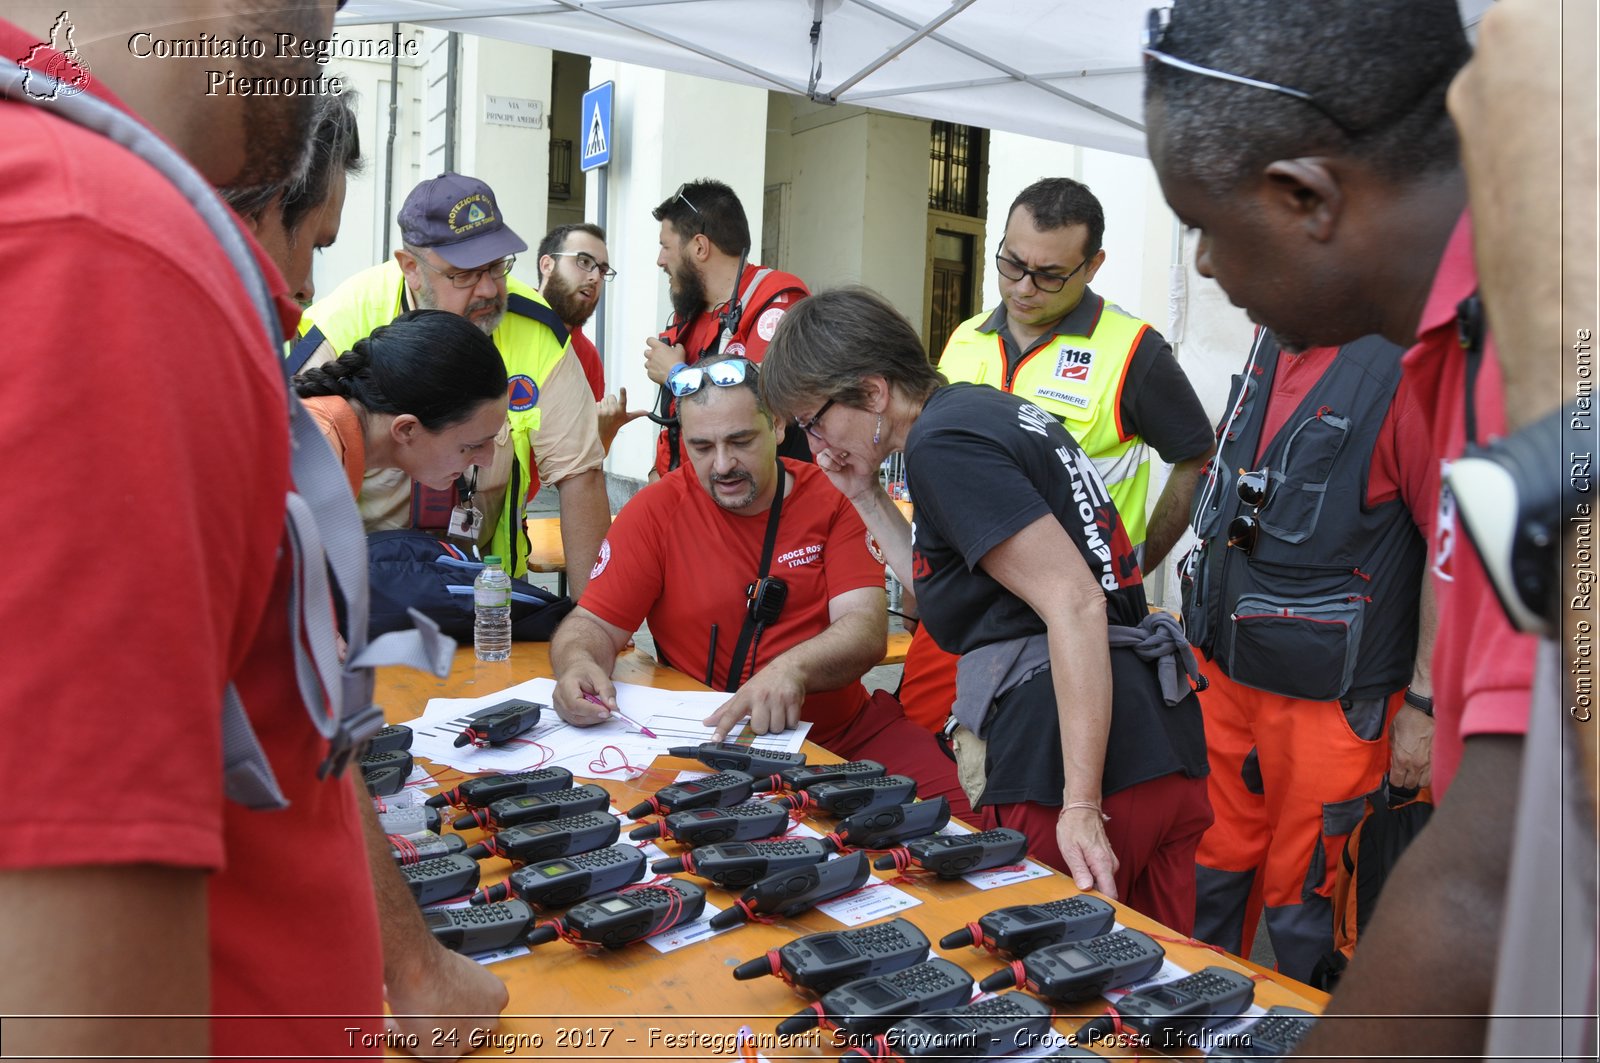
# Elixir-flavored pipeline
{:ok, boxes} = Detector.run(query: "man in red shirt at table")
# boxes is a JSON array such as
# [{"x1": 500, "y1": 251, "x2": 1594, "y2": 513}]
[{"x1": 549, "y1": 355, "x2": 969, "y2": 818}]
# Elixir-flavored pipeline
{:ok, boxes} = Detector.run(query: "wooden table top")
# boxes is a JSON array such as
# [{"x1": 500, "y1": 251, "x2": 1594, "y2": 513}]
[
  {"x1": 374, "y1": 643, "x2": 1324, "y2": 1059},
  {"x1": 523, "y1": 516, "x2": 565, "y2": 574}
]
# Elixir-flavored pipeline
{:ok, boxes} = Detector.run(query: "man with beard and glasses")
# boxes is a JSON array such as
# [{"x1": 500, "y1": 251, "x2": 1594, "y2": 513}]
[
  {"x1": 292, "y1": 174, "x2": 609, "y2": 594},
  {"x1": 536, "y1": 222, "x2": 647, "y2": 453},
  {"x1": 1143, "y1": 0, "x2": 1537, "y2": 1056},
  {"x1": 547, "y1": 356, "x2": 971, "y2": 819},
  {"x1": 643, "y1": 178, "x2": 810, "y2": 478},
  {"x1": 0, "y1": 1, "x2": 390, "y2": 1057}
]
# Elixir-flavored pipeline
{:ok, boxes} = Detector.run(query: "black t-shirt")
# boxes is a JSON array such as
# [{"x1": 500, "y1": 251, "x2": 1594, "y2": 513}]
[
  {"x1": 906, "y1": 383, "x2": 1146, "y2": 656},
  {"x1": 905, "y1": 383, "x2": 1208, "y2": 804}
]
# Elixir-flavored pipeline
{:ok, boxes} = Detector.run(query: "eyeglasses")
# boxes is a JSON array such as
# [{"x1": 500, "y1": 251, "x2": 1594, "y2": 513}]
[
  {"x1": 994, "y1": 250, "x2": 1091, "y2": 294},
  {"x1": 1142, "y1": 7, "x2": 1353, "y2": 134},
  {"x1": 1227, "y1": 466, "x2": 1271, "y2": 553},
  {"x1": 793, "y1": 398, "x2": 836, "y2": 441},
  {"x1": 547, "y1": 251, "x2": 617, "y2": 281},
  {"x1": 667, "y1": 358, "x2": 755, "y2": 398},
  {"x1": 416, "y1": 254, "x2": 515, "y2": 290}
]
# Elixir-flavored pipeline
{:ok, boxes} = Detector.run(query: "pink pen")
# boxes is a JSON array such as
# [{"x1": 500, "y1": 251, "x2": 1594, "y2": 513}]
[{"x1": 583, "y1": 692, "x2": 658, "y2": 739}]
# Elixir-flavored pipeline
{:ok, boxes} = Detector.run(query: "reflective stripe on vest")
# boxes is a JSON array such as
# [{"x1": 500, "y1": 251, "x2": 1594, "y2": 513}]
[
  {"x1": 296, "y1": 262, "x2": 569, "y2": 576},
  {"x1": 939, "y1": 304, "x2": 1153, "y2": 544}
]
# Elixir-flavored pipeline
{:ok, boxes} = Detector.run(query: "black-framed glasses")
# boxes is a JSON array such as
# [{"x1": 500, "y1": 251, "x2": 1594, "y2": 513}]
[
  {"x1": 994, "y1": 250, "x2": 1091, "y2": 294},
  {"x1": 1142, "y1": 7, "x2": 1353, "y2": 134},
  {"x1": 547, "y1": 251, "x2": 617, "y2": 281},
  {"x1": 667, "y1": 357, "x2": 755, "y2": 398},
  {"x1": 794, "y1": 398, "x2": 836, "y2": 441},
  {"x1": 417, "y1": 254, "x2": 515, "y2": 290},
  {"x1": 1228, "y1": 466, "x2": 1270, "y2": 553}
]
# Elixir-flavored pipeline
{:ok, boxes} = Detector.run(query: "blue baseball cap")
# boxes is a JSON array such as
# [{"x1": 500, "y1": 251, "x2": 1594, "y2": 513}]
[{"x1": 397, "y1": 172, "x2": 527, "y2": 268}]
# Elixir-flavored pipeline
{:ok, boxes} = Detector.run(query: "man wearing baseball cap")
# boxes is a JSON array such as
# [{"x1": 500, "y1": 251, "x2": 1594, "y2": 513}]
[{"x1": 290, "y1": 173, "x2": 609, "y2": 593}]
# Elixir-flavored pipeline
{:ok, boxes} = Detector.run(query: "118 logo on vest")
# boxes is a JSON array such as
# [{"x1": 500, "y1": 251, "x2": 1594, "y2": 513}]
[{"x1": 1055, "y1": 347, "x2": 1094, "y2": 381}]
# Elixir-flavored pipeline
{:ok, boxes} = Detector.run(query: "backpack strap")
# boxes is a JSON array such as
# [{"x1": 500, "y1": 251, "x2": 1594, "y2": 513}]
[{"x1": 1, "y1": 61, "x2": 454, "y2": 807}]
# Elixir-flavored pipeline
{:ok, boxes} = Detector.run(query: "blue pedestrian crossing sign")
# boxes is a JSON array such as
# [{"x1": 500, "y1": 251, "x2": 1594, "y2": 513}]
[{"x1": 580, "y1": 81, "x2": 613, "y2": 172}]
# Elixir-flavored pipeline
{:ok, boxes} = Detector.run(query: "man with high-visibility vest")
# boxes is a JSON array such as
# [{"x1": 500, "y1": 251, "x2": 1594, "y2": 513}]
[
  {"x1": 290, "y1": 174, "x2": 609, "y2": 592},
  {"x1": 898, "y1": 177, "x2": 1215, "y2": 731}
]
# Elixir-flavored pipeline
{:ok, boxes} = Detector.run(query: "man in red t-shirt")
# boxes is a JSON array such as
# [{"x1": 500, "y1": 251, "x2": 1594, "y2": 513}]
[
  {"x1": 535, "y1": 221, "x2": 648, "y2": 453},
  {"x1": 1145, "y1": 0, "x2": 1536, "y2": 1056},
  {"x1": 549, "y1": 357, "x2": 970, "y2": 819},
  {"x1": 641, "y1": 179, "x2": 811, "y2": 478},
  {"x1": 0, "y1": 4, "x2": 385, "y2": 1058}
]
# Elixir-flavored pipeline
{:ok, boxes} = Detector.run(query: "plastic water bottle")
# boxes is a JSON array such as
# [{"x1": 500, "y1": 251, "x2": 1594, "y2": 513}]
[{"x1": 474, "y1": 555, "x2": 512, "y2": 661}]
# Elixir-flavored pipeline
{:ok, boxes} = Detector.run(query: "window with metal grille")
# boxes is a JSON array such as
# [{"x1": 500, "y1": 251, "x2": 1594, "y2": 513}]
[{"x1": 928, "y1": 121, "x2": 982, "y2": 216}]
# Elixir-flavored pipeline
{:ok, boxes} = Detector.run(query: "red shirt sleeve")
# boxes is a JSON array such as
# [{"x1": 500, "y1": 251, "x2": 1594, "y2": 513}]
[
  {"x1": 1364, "y1": 366, "x2": 1438, "y2": 540},
  {"x1": 737, "y1": 289, "x2": 804, "y2": 362},
  {"x1": 578, "y1": 479, "x2": 668, "y2": 635}
]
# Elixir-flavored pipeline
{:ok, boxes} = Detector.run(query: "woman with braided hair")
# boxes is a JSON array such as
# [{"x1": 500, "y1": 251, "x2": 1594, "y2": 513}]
[{"x1": 293, "y1": 308, "x2": 509, "y2": 494}]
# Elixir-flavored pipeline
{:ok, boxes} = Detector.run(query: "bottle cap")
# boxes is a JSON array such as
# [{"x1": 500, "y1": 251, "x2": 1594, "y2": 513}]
[{"x1": 483, "y1": 555, "x2": 502, "y2": 566}]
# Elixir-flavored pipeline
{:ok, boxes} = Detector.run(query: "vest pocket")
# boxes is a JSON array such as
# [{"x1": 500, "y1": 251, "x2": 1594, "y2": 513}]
[
  {"x1": 1258, "y1": 412, "x2": 1350, "y2": 546},
  {"x1": 1226, "y1": 593, "x2": 1364, "y2": 701}
]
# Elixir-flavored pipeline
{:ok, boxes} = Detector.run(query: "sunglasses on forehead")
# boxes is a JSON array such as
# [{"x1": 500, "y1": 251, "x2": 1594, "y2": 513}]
[{"x1": 667, "y1": 358, "x2": 756, "y2": 399}]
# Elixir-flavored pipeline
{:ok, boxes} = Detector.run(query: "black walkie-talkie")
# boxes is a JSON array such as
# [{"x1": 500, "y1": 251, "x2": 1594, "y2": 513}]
[
  {"x1": 453, "y1": 699, "x2": 544, "y2": 748},
  {"x1": 939, "y1": 894, "x2": 1117, "y2": 957},
  {"x1": 399, "y1": 852, "x2": 482, "y2": 906},
  {"x1": 425, "y1": 899, "x2": 536, "y2": 954},
  {"x1": 831, "y1": 798, "x2": 951, "y2": 850},
  {"x1": 625, "y1": 771, "x2": 758, "y2": 820},
  {"x1": 874, "y1": 828, "x2": 1029, "y2": 879},
  {"x1": 525, "y1": 879, "x2": 708, "y2": 949},
  {"x1": 452, "y1": 784, "x2": 612, "y2": 832},
  {"x1": 978, "y1": 928, "x2": 1166, "y2": 1003},
  {"x1": 471, "y1": 844, "x2": 648, "y2": 908},
  {"x1": 1219, "y1": 1005, "x2": 1318, "y2": 1059},
  {"x1": 427, "y1": 767, "x2": 575, "y2": 809},
  {"x1": 785, "y1": 775, "x2": 918, "y2": 817},
  {"x1": 732, "y1": 917, "x2": 931, "y2": 994},
  {"x1": 1074, "y1": 966, "x2": 1256, "y2": 1050},
  {"x1": 775, "y1": 958, "x2": 975, "y2": 1037},
  {"x1": 464, "y1": 810, "x2": 622, "y2": 864},
  {"x1": 629, "y1": 800, "x2": 795, "y2": 845},
  {"x1": 708, "y1": 851, "x2": 871, "y2": 929},
  {"x1": 668, "y1": 742, "x2": 808, "y2": 776},
  {"x1": 751, "y1": 760, "x2": 887, "y2": 794},
  {"x1": 844, "y1": 992, "x2": 1054, "y2": 1062},
  {"x1": 654, "y1": 837, "x2": 833, "y2": 889},
  {"x1": 366, "y1": 724, "x2": 414, "y2": 755}
]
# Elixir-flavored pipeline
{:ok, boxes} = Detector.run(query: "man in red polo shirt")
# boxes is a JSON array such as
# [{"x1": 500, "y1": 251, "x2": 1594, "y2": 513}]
[
  {"x1": 641, "y1": 179, "x2": 810, "y2": 477},
  {"x1": 549, "y1": 356, "x2": 969, "y2": 818},
  {"x1": 1144, "y1": 0, "x2": 1535, "y2": 1056}
]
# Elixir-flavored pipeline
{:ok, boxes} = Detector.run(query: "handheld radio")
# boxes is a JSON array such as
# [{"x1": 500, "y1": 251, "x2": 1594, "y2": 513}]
[
  {"x1": 426, "y1": 899, "x2": 535, "y2": 954},
  {"x1": 377, "y1": 804, "x2": 442, "y2": 836},
  {"x1": 653, "y1": 837, "x2": 833, "y2": 889},
  {"x1": 831, "y1": 798, "x2": 951, "y2": 850},
  {"x1": 452, "y1": 783, "x2": 611, "y2": 832},
  {"x1": 939, "y1": 895, "x2": 1116, "y2": 957},
  {"x1": 525, "y1": 878, "x2": 708, "y2": 949},
  {"x1": 874, "y1": 828, "x2": 1028, "y2": 879},
  {"x1": 668, "y1": 742, "x2": 807, "y2": 776},
  {"x1": 842, "y1": 991, "x2": 1054, "y2": 1062},
  {"x1": 625, "y1": 770, "x2": 758, "y2": 820},
  {"x1": 977, "y1": 928, "x2": 1166, "y2": 1003},
  {"x1": 708, "y1": 850, "x2": 872, "y2": 929},
  {"x1": 751, "y1": 759, "x2": 888, "y2": 794},
  {"x1": 629, "y1": 800, "x2": 793, "y2": 845},
  {"x1": 1073, "y1": 965, "x2": 1256, "y2": 1050},
  {"x1": 400, "y1": 852, "x2": 482, "y2": 905},
  {"x1": 453, "y1": 699, "x2": 544, "y2": 748},
  {"x1": 1218, "y1": 1005, "x2": 1318, "y2": 1059},
  {"x1": 464, "y1": 810, "x2": 622, "y2": 864},
  {"x1": 775, "y1": 958, "x2": 975, "y2": 1037},
  {"x1": 472, "y1": 844, "x2": 648, "y2": 908},
  {"x1": 389, "y1": 830, "x2": 468, "y2": 865},
  {"x1": 732, "y1": 917, "x2": 931, "y2": 994},
  {"x1": 785, "y1": 775, "x2": 918, "y2": 817},
  {"x1": 427, "y1": 767, "x2": 575, "y2": 809},
  {"x1": 366, "y1": 724, "x2": 413, "y2": 755}
]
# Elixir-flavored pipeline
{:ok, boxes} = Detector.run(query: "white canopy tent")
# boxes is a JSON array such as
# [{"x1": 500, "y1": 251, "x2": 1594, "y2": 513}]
[{"x1": 336, "y1": 0, "x2": 1158, "y2": 157}]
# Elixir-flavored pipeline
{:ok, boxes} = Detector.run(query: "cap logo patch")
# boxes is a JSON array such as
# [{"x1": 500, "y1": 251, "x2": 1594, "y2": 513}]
[{"x1": 448, "y1": 194, "x2": 497, "y2": 235}]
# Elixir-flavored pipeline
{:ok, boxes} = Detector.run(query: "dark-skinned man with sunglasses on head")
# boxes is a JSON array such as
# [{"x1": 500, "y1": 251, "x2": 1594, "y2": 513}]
[
  {"x1": 899, "y1": 178, "x2": 1215, "y2": 734},
  {"x1": 1177, "y1": 328, "x2": 1437, "y2": 986},
  {"x1": 548, "y1": 355, "x2": 970, "y2": 820}
]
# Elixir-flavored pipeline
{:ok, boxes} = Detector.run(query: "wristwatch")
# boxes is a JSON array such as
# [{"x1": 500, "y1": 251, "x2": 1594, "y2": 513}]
[{"x1": 1403, "y1": 688, "x2": 1434, "y2": 717}]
